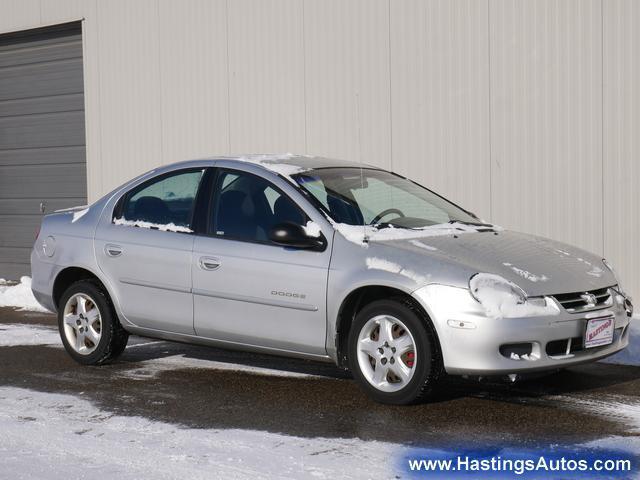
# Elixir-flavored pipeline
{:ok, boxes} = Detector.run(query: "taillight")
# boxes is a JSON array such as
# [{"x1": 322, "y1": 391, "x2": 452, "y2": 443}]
[{"x1": 35, "y1": 226, "x2": 41, "y2": 241}]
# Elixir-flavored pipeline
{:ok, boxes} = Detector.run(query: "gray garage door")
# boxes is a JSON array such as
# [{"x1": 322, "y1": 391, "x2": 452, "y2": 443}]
[{"x1": 0, "y1": 22, "x2": 86, "y2": 279}]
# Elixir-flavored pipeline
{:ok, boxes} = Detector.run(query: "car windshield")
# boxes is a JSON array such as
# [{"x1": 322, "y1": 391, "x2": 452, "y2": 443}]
[{"x1": 293, "y1": 167, "x2": 481, "y2": 228}]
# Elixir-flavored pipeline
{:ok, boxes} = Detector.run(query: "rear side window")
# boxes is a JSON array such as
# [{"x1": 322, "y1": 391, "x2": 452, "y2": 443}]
[{"x1": 115, "y1": 169, "x2": 204, "y2": 232}]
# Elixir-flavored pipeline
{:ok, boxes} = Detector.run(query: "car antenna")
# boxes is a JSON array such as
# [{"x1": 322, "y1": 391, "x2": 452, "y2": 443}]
[{"x1": 355, "y1": 91, "x2": 369, "y2": 243}]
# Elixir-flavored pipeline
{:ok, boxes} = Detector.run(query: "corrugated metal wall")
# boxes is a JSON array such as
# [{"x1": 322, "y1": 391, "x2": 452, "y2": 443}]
[
  {"x1": 0, "y1": 22, "x2": 86, "y2": 278},
  {"x1": 0, "y1": 0, "x2": 638, "y2": 299}
]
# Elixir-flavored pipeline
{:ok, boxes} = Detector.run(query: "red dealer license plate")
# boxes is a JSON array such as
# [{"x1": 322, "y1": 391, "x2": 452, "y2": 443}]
[{"x1": 584, "y1": 316, "x2": 615, "y2": 349}]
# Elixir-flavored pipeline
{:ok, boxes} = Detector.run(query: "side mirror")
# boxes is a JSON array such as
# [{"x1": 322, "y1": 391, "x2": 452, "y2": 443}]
[{"x1": 268, "y1": 222, "x2": 326, "y2": 250}]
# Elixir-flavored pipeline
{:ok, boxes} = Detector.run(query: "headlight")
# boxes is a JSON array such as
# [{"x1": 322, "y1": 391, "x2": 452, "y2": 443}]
[
  {"x1": 469, "y1": 273, "x2": 559, "y2": 319},
  {"x1": 602, "y1": 258, "x2": 626, "y2": 295}
]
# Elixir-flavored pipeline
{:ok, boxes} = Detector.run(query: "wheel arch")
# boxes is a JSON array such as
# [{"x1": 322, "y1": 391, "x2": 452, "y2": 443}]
[
  {"x1": 53, "y1": 266, "x2": 114, "y2": 310},
  {"x1": 334, "y1": 284, "x2": 442, "y2": 369}
]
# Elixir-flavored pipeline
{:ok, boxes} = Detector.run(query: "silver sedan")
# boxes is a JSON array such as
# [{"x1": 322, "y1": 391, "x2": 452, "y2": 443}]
[{"x1": 31, "y1": 155, "x2": 634, "y2": 404}]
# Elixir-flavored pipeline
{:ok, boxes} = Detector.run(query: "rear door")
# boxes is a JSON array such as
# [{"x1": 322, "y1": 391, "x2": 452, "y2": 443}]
[
  {"x1": 192, "y1": 167, "x2": 331, "y2": 356},
  {"x1": 95, "y1": 168, "x2": 206, "y2": 334}
]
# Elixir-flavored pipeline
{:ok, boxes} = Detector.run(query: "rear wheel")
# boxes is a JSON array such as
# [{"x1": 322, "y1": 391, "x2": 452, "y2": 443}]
[
  {"x1": 348, "y1": 298, "x2": 442, "y2": 404},
  {"x1": 58, "y1": 280, "x2": 129, "y2": 365}
]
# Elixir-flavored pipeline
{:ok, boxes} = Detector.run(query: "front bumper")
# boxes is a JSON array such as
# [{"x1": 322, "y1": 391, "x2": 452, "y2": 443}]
[{"x1": 413, "y1": 284, "x2": 632, "y2": 376}]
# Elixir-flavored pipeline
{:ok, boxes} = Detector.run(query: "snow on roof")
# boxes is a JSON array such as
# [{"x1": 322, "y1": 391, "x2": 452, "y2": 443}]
[{"x1": 230, "y1": 154, "x2": 311, "y2": 183}]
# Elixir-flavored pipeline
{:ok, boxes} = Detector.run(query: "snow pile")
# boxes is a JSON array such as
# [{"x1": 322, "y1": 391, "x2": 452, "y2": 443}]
[
  {"x1": 469, "y1": 273, "x2": 557, "y2": 319},
  {"x1": 502, "y1": 263, "x2": 549, "y2": 283},
  {"x1": 366, "y1": 257, "x2": 428, "y2": 285},
  {"x1": 334, "y1": 222, "x2": 500, "y2": 246},
  {"x1": 0, "y1": 387, "x2": 397, "y2": 479},
  {"x1": 0, "y1": 277, "x2": 49, "y2": 312},
  {"x1": 119, "y1": 354, "x2": 329, "y2": 381},
  {"x1": 303, "y1": 221, "x2": 322, "y2": 238},
  {"x1": 0, "y1": 324, "x2": 60, "y2": 347},
  {"x1": 603, "y1": 316, "x2": 640, "y2": 366},
  {"x1": 114, "y1": 218, "x2": 193, "y2": 233}
]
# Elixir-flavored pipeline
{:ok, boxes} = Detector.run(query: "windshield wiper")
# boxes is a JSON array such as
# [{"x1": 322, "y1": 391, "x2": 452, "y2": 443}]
[{"x1": 448, "y1": 220, "x2": 494, "y2": 228}]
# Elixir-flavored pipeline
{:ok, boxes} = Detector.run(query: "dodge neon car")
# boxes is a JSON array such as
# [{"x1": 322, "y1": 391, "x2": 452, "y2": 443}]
[{"x1": 31, "y1": 155, "x2": 634, "y2": 404}]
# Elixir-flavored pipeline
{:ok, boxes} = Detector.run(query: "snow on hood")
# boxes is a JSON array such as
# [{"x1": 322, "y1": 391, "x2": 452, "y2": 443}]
[
  {"x1": 333, "y1": 221, "x2": 495, "y2": 246},
  {"x1": 362, "y1": 230, "x2": 616, "y2": 297},
  {"x1": 366, "y1": 257, "x2": 429, "y2": 284}
]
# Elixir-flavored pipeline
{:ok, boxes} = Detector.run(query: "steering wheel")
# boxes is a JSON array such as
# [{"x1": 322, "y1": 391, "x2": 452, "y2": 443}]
[{"x1": 370, "y1": 208, "x2": 405, "y2": 225}]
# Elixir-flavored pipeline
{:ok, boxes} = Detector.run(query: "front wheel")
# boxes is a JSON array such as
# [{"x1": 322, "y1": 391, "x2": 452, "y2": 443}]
[
  {"x1": 58, "y1": 280, "x2": 129, "y2": 365},
  {"x1": 348, "y1": 298, "x2": 442, "y2": 404}
]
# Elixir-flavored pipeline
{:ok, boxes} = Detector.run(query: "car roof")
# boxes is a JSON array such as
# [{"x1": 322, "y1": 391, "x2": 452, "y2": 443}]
[{"x1": 163, "y1": 154, "x2": 382, "y2": 173}]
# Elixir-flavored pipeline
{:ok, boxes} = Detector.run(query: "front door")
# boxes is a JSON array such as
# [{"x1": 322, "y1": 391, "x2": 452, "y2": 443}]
[{"x1": 192, "y1": 168, "x2": 331, "y2": 355}]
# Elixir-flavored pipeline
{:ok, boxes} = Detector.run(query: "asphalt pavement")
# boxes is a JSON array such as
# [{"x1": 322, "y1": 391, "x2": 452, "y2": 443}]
[{"x1": 1, "y1": 307, "x2": 639, "y2": 450}]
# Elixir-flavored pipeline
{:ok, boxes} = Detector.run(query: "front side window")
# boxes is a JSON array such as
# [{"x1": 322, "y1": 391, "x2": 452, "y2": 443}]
[
  {"x1": 293, "y1": 168, "x2": 477, "y2": 228},
  {"x1": 211, "y1": 170, "x2": 306, "y2": 243},
  {"x1": 116, "y1": 169, "x2": 204, "y2": 231}
]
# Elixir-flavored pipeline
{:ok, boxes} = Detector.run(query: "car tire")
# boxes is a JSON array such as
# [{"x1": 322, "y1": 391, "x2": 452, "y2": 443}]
[
  {"x1": 58, "y1": 280, "x2": 129, "y2": 365},
  {"x1": 348, "y1": 298, "x2": 442, "y2": 405}
]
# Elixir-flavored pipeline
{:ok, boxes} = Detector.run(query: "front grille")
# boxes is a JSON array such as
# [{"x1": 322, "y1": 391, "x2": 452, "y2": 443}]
[{"x1": 552, "y1": 286, "x2": 613, "y2": 313}]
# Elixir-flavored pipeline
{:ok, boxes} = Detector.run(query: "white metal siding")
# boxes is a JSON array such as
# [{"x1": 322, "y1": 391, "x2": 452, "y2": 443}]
[
  {"x1": 0, "y1": 0, "x2": 638, "y2": 298},
  {"x1": 603, "y1": 0, "x2": 640, "y2": 298}
]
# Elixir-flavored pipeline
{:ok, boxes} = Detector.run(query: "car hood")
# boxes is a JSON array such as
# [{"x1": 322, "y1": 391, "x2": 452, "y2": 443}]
[{"x1": 378, "y1": 229, "x2": 615, "y2": 297}]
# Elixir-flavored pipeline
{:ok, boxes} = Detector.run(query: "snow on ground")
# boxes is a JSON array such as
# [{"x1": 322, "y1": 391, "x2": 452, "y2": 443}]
[
  {"x1": 0, "y1": 277, "x2": 49, "y2": 312},
  {"x1": 0, "y1": 387, "x2": 397, "y2": 480},
  {"x1": 118, "y1": 354, "x2": 332, "y2": 381},
  {"x1": 0, "y1": 324, "x2": 60, "y2": 347},
  {"x1": 553, "y1": 392, "x2": 640, "y2": 455}
]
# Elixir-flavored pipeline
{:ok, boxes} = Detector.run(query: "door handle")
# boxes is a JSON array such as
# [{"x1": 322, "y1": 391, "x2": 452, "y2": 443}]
[
  {"x1": 105, "y1": 244, "x2": 123, "y2": 257},
  {"x1": 199, "y1": 256, "x2": 220, "y2": 271}
]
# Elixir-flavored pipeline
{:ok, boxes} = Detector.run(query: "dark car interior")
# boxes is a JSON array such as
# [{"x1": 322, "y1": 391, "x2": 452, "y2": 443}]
[{"x1": 212, "y1": 172, "x2": 306, "y2": 242}]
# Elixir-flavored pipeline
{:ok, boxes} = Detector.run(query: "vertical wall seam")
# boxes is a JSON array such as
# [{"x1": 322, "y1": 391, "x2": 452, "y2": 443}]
[
  {"x1": 225, "y1": 0, "x2": 232, "y2": 153},
  {"x1": 487, "y1": 0, "x2": 493, "y2": 221},
  {"x1": 94, "y1": 0, "x2": 104, "y2": 197},
  {"x1": 387, "y1": 0, "x2": 393, "y2": 171},
  {"x1": 302, "y1": 0, "x2": 308, "y2": 153},
  {"x1": 601, "y1": 0, "x2": 605, "y2": 256},
  {"x1": 156, "y1": 0, "x2": 164, "y2": 164}
]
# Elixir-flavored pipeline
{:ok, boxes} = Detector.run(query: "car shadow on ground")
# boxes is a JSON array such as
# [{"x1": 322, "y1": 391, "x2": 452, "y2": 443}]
[
  {"x1": 2, "y1": 307, "x2": 639, "y2": 446},
  {"x1": 116, "y1": 332, "x2": 640, "y2": 408}
]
